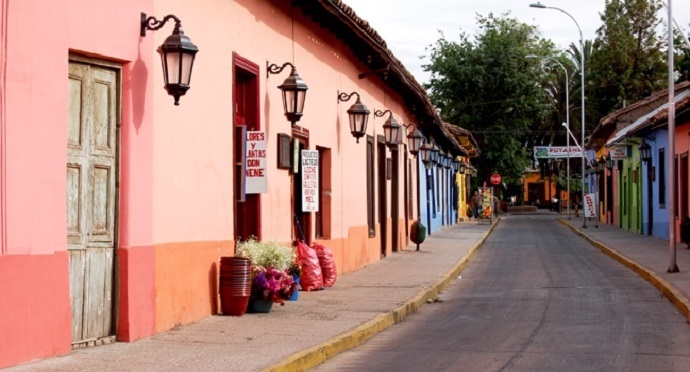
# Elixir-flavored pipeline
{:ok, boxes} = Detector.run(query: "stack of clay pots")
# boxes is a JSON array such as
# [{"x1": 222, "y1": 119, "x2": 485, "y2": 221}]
[{"x1": 218, "y1": 257, "x2": 252, "y2": 316}]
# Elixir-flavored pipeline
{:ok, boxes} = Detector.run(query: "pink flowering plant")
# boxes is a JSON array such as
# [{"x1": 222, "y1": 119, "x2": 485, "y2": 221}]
[
  {"x1": 235, "y1": 238, "x2": 298, "y2": 305},
  {"x1": 252, "y1": 267, "x2": 297, "y2": 305}
]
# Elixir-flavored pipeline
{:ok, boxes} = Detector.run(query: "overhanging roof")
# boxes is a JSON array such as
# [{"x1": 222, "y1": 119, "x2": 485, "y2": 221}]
[
  {"x1": 606, "y1": 90, "x2": 690, "y2": 147},
  {"x1": 294, "y1": 0, "x2": 468, "y2": 156}
]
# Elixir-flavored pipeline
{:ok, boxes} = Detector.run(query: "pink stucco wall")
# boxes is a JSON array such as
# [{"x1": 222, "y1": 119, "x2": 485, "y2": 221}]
[
  {"x1": 1, "y1": 0, "x2": 156, "y2": 367},
  {"x1": 1, "y1": 0, "x2": 421, "y2": 367},
  {"x1": 150, "y1": 0, "x2": 416, "y2": 246}
]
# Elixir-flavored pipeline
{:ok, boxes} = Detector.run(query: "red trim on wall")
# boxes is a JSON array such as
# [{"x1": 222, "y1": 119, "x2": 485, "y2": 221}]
[
  {"x1": 0, "y1": 253, "x2": 71, "y2": 369},
  {"x1": 117, "y1": 245, "x2": 156, "y2": 342}
]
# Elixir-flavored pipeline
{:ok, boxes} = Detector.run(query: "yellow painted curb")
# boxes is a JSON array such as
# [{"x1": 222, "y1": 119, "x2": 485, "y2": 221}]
[
  {"x1": 558, "y1": 218, "x2": 690, "y2": 323},
  {"x1": 265, "y1": 220, "x2": 501, "y2": 372}
]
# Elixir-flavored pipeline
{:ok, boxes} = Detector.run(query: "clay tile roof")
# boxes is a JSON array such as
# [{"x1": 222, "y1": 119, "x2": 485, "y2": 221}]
[
  {"x1": 297, "y1": 0, "x2": 444, "y2": 135},
  {"x1": 441, "y1": 122, "x2": 480, "y2": 157},
  {"x1": 589, "y1": 81, "x2": 690, "y2": 148}
]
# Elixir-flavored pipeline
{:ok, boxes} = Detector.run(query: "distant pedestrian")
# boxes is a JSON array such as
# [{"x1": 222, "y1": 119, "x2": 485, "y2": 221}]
[{"x1": 473, "y1": 191, "x2": 482, "y2": 219}]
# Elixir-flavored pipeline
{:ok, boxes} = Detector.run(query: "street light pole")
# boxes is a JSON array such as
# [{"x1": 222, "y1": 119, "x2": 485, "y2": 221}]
[
  {"x1": 667, "y1": 0, "x2": 679, "y2": 272},
  {"x1": 527, "y1": 55, "x2": 570, "y2": 218},
  {"x1": 530, "y1": 2, "x2": 586, "y2": 228}
]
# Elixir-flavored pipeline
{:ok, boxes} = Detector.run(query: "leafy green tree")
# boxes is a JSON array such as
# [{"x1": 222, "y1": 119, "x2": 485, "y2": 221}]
[
  {"x1": 423, "y1": 13, "x2": 555, "y2": 195},
  {"x1": 588, "y1": 0, "x2": 666, "y2": 124},
  {"x1": 675, "y1": 25, "x2": 690, "y2": 80}
]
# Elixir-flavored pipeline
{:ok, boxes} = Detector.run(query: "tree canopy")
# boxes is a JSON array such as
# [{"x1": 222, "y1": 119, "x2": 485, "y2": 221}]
[
  {"x1": 588, "y1": 0, "x2": 666, "y2": 126},
  {"x1": 423, "y1": 13, "x2": 556, "y2": 194},
  {"x1": 422, "y1": 2, "x2": 686, "y2": 202}
]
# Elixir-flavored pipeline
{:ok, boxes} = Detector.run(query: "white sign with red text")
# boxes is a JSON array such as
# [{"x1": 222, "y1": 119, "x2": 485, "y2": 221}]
[
  {"x1": 245, "y1": 131, "x2": 267, "y2": 194},
  {"x1": 584, "y1": 193, "x2": 596, "y2": 218},
  {"x1": 301, "y1": 150, "x2": 319, "y2": 212},
  {"x1": 609, "y1": 146, "x2": 627, "y2": 160}
]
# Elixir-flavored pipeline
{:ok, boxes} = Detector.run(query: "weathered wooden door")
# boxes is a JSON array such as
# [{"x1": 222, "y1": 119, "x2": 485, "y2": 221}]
[{"x1": 67, "y1": 60, "x2": 119, "y2": 346}]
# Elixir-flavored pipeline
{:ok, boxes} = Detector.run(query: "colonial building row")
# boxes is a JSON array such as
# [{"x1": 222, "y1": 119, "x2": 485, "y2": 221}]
[
  {"x1": 585, "y1": 81, "x2": 690, "y2": 239},
  {"x1": 0, "y1": 0, "x2": 479, "y2": 368}
]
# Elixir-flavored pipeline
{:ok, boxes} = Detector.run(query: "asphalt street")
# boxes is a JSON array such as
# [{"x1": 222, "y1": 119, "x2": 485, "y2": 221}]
[{"x1": 315, "y1": 215, "x2": 690, "y2": 371}]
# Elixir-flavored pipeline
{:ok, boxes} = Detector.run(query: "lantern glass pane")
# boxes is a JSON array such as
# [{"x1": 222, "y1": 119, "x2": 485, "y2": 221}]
[
  {"x1": 166, "y1": 52, "x2": 182, "y2": 84},
  {"x1": 281, "y1": 89, "x2": 292, "y2": 115},
  {"x1": 351, "y1": 113, "x2": 368, "y2": 135},
  {"x1": 160, "y1": 52, "x2": 172, "y2": 85},
  {"x1": 391, "y1": 126, "x2": 401, "y2": 146},
  {"x1": 296, "y1": 90, "x2": 307, "y2": 114},
  {"x1": 180, "y1": 52, "x2": 195, "y2": 85}
]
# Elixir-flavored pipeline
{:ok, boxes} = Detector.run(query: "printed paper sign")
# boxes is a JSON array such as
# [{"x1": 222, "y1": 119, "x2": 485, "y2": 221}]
[
  {"x1": 245, "y1": 131, "x2": 267, "y2": 194},
  {"x1": 584, "y1": 193, "x2": 596, "y2": 218},
  {"x1": 301, "y1": 150, "x2": 319, "y2": 212}
]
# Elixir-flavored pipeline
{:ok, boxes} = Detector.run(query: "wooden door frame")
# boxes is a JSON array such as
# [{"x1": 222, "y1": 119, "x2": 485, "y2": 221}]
[
  {"x1": 232, "y1": 53, "x2": 261, "y2": 244},
  {"x1": 68, "y1": 54, "x2": 121, "y2": 345},
  {"x1": 292, "y1": 126, "x2": 311, "y2": 244},
  {"x1": 377, "y1": 136, "x2": 387, "y2": 257}
]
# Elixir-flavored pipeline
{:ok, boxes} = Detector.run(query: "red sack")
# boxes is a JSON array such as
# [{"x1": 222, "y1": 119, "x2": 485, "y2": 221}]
[
  {"x1": 296, "y1": 241, "x2": 323, "y2": 291},
  {"x1": 312, "y1": 242, "x2": 337, "y2": 287}
]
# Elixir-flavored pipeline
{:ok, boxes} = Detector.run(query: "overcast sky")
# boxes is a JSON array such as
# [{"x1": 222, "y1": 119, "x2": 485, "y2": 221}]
[{"x1": 343, "y1": 0, "x2": 690, "y2": 85}]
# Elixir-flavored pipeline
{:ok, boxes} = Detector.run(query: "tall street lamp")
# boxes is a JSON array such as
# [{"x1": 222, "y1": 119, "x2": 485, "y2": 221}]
[
  {"x1": 666, "y1": 0, "x2": 679, "y2": 272},
  {"x1": 530, "y1": 2, "x2": 587, "y2": 228},
  {"x1": 527, "y1": 54, "x2": 571, "y2": 218}
]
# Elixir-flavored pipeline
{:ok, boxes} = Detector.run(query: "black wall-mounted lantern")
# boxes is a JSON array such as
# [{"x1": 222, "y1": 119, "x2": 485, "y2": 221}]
[
  {"x1": 338, "y1": 91, "x2": 370, "y2": 143},
  {"x1": 420, "y1": 142, "x2": 435, "y2": 168},
  {"x1": 141, "y1": 13, "x2": 199, "y2": 106},
  {"x1": 458, "y1": 160, "x2": 467, "y2": 174},
  {"x1": 402, "y1": 124, "x2": 424, "y2": 156},
  {"x1": 443, "y1": 152, "x2": 452, "y2": 169},
  {"x1": 640, "y1": 141, "x2": 652, "y2": 163},
  {"x1": 267, "y1": 62, "x2": 308, "y2": 126},
  {"x1": 374, "y1": 110, "x2": 401, "y2": 149}
]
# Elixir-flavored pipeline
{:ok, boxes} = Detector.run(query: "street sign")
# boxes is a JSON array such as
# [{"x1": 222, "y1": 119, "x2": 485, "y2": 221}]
[{"x1": 490, "y1": 173, "x2": 501, "y2": 185}]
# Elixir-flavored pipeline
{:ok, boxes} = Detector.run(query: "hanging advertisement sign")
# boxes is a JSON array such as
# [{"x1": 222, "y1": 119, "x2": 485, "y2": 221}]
[
  {"x1": 245, "y1": 131, "x2": 267, "y2": 194},
  {"x1": 584, "y1": 193, "x2": 596, "y2": 218},
  {"x1": 301, "y1": 150, "x2": 319, "y2": 212},
  {"x1": 534, "y1": 146, "x2": 582, "y2": 159}
]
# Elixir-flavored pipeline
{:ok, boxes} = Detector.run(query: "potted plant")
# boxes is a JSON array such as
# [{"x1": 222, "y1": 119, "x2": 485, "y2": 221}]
[
  {"x1": 287, "y1": 260, "x2": 302, "y2": 301},
  {"x1": 251, "y1": 267, "x2": 297, "y2": 308},
  {"x1": 236, "y1": 238, "x2": 298, "y2": 311}
]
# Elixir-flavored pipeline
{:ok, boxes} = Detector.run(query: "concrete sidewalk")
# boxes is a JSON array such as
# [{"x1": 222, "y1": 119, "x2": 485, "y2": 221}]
[
  {"x1": 7, "y1": 221, "x2": 497, "y2": 372},
  {"x1": 560, "y1": 217, "x2": 690, "y2": 324}
]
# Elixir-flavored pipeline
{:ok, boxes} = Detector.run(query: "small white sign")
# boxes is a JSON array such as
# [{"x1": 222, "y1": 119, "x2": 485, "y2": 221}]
[
  {"x1": 609, "y1": 146, "x2": 627, "y2": 160},
  {"x1": 301, "y1": 150, "x2": 319, "y2": 212},
  {"x1": 584, "y1": 193, "x2": 596, "y2": 218},
  {"x1": 245, "y1": 131, "x2": 267, "y2": 194}
]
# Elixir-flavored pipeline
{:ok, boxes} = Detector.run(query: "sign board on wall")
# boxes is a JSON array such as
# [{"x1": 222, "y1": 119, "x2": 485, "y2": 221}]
[
  {"x1": 301, "y1": 150, "x2": 319, "y2": 212},
  {"x1": 245, "y1": 131, "x2": 267, "y2": 194},
  {"x1": 609, "y1": 146, "x2": 627, "y2": 160}
]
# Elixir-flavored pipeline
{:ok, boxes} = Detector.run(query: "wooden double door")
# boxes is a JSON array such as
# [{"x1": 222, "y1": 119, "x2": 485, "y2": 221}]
[{"x1": 67, "y1": 58, "x2": 119, "y2": 346}]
